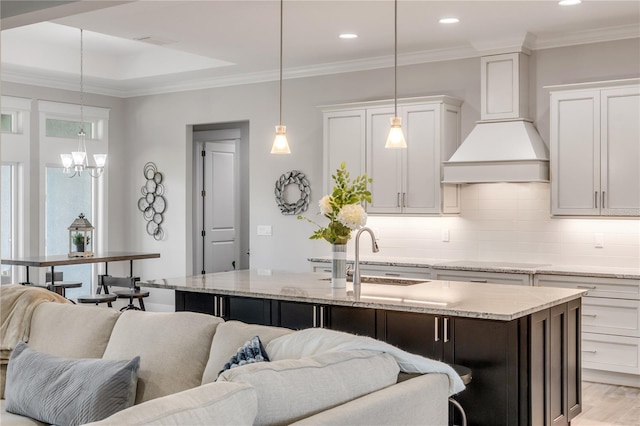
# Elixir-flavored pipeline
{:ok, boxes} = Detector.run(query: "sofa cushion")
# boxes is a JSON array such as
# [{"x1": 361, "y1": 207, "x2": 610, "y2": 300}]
[
  {"x1": 83, "y1": 381, "x2": 257, "y2": 426},
  {"x1": 217, "y1": 349, "x2": 399, "y2": 426},
  {"x1": 5, "y1": 342, "x2": 139, "y2": 426},
  {"x1": 28, "y1": 302, "x2": 120, "y2": 359},
  {"x1": 202, "y1": 321, "x2": 292, "y2": 385},
  {"x1": 0, "y1": 400, "x2": 46, "y2": 426},
  {"x1": 102, "y1": 310, "x2": 222, "y2": 404}
]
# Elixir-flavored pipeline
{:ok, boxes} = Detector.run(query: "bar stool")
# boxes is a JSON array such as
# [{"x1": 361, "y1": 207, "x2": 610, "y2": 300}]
[
  {"x1": 45, "y1": 271, "x2": 82, "y2": 299},
  {"x1": 76, "y1": 293, "x2": 117, "y2": 306},
  {"x1": 103, "y1": 275, "x2": 149, "y2": 311},
  {"x1": 449, "y1": 364, "x2": 472, "y2": 426}
]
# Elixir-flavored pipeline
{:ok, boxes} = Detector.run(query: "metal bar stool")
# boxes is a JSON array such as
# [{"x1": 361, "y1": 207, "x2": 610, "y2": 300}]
[
  {"x1": 45, "y1": 271, "x2": 82, "y2": 299},
  {"x1": 102, "y1": 275, "x2": 149, "y2": 311},
  {"x1": 449, "y1": 364, "x2": 472, "y2": 426}
]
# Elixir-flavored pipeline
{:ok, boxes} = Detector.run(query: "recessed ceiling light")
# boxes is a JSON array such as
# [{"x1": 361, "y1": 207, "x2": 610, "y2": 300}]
[
  {"x1": 558, "y1": 0, "x2": 581, "y2": 5},
  {"x1": 439, "y1": 17, "x2": 460, "y2": 24},
  {"x1": 339, "y1": 33, "x2": 358, "y2": 39}
]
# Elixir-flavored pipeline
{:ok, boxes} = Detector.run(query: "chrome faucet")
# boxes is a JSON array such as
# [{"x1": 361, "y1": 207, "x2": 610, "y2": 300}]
[{"x1": 353, "y1": 227, "x2": 379, "y2": 287}]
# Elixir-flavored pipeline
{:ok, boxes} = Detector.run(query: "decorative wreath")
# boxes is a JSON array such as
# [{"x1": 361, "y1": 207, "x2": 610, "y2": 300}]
[{"x1": 274, "y1": 170, "x2": 311, "y2": 215}]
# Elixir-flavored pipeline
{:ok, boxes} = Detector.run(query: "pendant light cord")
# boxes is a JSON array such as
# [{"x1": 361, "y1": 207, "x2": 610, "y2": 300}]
[
  {"x1": 279, "y1": 0, "x2": 283, "y2": 127},
  {"x1": 394, "y1": 0, "x2": 398, "y2": 117}
]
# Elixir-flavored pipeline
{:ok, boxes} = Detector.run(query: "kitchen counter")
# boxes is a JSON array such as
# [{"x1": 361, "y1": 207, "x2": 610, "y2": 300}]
[
  {"x1": 309, "y1": 256, "x2": 640, "y2": 279},
  {"x1": 144, "y1": 269, "x2": 585, "y2": 321}
]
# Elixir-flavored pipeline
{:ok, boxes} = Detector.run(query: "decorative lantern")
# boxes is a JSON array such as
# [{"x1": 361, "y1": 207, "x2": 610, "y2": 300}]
[{"x1": 68, "y1": 213, "x2": 94, "y2": 258}]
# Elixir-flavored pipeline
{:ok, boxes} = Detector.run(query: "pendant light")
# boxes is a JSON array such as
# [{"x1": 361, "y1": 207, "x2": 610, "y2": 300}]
[
  {"x1": 61, "y1": 28, "x2": 107, "y2": 177},
  {"x1": 271, "y1": 0, "x2": 291, "y2": 154},
  {"x1": 385, "y1": 0, "x2": 407, "y2": 149}
]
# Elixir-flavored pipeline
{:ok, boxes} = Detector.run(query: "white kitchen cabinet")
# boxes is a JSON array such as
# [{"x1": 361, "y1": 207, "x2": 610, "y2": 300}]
[
  {"x1": 321, "y1": 96, "x2": 461, "y2": 215},
  {"x1": 432, "y1": 269, "x2": 532, "y2": 286},
  {"x1": 322, "y1": 109, "x2": 366, "y2": 195},
  {"x1": 535, "y1": 273, "x2": 640, "y2": 385},
  {"x1": 366, "y1": 98, "x2": 462, "y2": 214},
  {"x1": 548, "y1": 79, "x2": 640, "y2": 216},
  {"x1": 309, "y1": 260, "x2": 431, "y2": 280}
]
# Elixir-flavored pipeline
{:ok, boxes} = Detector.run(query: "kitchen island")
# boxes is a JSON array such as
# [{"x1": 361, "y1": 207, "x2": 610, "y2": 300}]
[{"x1": 145, "y1": 269, "x2": 586, "y2": 426}]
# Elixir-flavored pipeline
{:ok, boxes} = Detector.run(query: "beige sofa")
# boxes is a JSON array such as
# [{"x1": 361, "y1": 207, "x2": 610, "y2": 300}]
[{"x1": 1, "y1": 291, "x2": 450, "y2": 425}]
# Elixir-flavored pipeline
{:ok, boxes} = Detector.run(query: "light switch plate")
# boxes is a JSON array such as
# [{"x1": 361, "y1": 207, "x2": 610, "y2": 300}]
[
  {"x1": 441, "y1": 229, "x2": 450, "y2": 242},
  {"x1": 257, "y1": 225, "x2": 272, "y2": 236}
]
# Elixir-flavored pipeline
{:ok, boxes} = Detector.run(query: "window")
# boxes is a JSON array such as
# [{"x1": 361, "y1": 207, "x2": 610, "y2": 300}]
[
  {"x1": 1, "y1": 114, "x2": 13, "y2": 133},
  {"x1": 45, "y1": 118, "x2": 94, "y2": 139},
  {"x1": 1, "y1": 164, "x2": 14, "y2": 284},
  {"x1": 45, "y1": 167, "x2": 93, "y2": 298}
]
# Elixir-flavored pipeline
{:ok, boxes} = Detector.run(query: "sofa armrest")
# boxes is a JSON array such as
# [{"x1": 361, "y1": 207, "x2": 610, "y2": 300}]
[
  {"x1": 83, "y1": 381, "x2": 256, "y2": 426},
  {"x1": 290, "y1": 373, "x2": 449, "y2": 426}
]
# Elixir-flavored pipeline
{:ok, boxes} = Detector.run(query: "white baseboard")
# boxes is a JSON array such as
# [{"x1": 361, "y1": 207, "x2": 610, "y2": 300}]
[{"x1": 583, "y1": 368, "x2": 640, "y2": 388}]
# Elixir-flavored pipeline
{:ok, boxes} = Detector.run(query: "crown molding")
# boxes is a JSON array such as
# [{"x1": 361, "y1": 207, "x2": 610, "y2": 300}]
[{"x1": 2, "y1": 25, "x2": 638, "y2": 98}]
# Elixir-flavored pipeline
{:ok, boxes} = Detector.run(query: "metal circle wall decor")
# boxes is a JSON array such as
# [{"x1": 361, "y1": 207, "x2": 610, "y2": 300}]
[
  {"x1": 274, "y1": 170, "x2": 310, "y2": 215},
  {"x1": 138, "y1": 162, "x2": 166, "y2": 240}
]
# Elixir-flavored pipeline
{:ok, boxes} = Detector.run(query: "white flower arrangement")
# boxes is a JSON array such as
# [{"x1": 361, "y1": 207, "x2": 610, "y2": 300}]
[{"x1": 298, "y1": 162, "x2": 371, "y2": 245}]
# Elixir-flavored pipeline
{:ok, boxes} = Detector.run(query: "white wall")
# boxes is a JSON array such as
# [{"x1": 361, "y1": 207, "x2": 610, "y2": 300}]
[{"x1": 2, "y1": 38, "x2": 639, "y2": 310}]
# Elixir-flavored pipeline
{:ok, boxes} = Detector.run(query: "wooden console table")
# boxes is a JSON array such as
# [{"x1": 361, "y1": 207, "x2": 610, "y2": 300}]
[{"x1": 1, "y1": 251, "x2": 160, "y2": 287}]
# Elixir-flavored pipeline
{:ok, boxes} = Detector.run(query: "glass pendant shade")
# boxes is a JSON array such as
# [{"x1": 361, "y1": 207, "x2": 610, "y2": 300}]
[
  {"x1": 271, "y1": 125, "x2": 291, "y2": 154},
  {"x1": 93, "y1": 154, "x2": 107, "y2": 168},
  {"x1": 385, "y1": 116, "x2": 407, "y2": 149},
  {"x1": 72, "y1": 150, "x2": 87, "y2": 166},
  {"x1": 60, "y1": 154, "x2": 73, "y2": 169}
]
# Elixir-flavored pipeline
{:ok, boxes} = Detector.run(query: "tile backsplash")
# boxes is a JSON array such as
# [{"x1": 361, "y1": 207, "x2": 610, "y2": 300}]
[{"x1": 357, "y1": 183, "x2": 640, "y2": 268}]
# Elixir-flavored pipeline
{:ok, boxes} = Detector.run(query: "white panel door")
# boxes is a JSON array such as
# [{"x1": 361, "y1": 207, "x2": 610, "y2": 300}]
[
  {"x1": 366, "y1": 107, "x2": 402, "y2": 213},
  {"x1": 203, "y1": 142, "x2": 237, "y2": 273},
  {"x1": 403, "y1": 104, "x2": 439, "y2": 214},
  {"x1": 601, "y1": 86, "x2": 640, "y2": 215},
  {"x1": 551, "y1": 90, "x2": 600, "y2": 215}
]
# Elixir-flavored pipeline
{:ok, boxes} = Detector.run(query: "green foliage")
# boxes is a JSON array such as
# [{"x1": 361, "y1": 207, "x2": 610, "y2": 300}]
[
  {"x1": 72, "y1": 233, "x2": 90, "y2": 246},
  {"x1": 297, "y1": 162, "x2": 372, "y2": 244}
]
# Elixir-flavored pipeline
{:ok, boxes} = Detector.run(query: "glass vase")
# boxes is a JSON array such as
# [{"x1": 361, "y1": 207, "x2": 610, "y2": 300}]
[{"x1": 331, "y1": 244, "x2": 347, "y2": 288}]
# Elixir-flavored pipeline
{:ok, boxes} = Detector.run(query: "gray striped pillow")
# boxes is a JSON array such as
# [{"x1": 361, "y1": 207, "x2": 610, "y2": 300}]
[{"x1": 5, "y1": 342, "x2": 140, "y2": 426}]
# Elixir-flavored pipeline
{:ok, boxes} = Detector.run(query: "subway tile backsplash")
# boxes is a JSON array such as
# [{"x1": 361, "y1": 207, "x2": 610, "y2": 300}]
[{"x1": 359, "y1": 183, "x2": 640, "y2": 268}]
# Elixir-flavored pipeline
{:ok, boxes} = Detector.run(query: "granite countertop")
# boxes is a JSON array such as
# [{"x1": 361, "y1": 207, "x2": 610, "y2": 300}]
[
  {"x1": 143, "y1": 269, "x2": 586, "y2": 321},
  {"x1": 309, "y1": 257, "x2": 640, "y2": 279}
]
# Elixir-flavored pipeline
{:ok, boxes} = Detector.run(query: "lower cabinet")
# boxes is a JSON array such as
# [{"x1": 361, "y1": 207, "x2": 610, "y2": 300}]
[{"x1": 175, "y1": 290, "x2": 581, "y2": 426}]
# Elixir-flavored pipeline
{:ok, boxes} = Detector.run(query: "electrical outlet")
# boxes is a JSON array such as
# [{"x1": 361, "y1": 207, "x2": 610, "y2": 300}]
[
  {"x1": 257, "y1": 225, "x2": 272, "y2": 236},
  {"x1": 441, "y1": 229, "x2": 450, "y2": 242},
  {"x1": 594, "y1": 233, "x2": 604, "y2": 248}
]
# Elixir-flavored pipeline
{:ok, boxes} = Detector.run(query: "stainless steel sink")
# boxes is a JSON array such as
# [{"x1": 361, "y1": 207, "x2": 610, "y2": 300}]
[{"x1": 321, "y1": 275, "x2": 428, "y2": 286}]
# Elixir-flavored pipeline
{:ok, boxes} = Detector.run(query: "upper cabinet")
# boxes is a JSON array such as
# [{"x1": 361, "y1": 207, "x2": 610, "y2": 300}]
[
  {"x1": 321, "y1": 96, "x2": 462, "y2": 215},
  {"x1": 548, "y1": 79, "x2": 640, "y2": 216}
]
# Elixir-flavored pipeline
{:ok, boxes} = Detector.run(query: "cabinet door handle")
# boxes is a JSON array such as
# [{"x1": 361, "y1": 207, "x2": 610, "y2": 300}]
[
  {"x1": 213, "y1": 295, "x2": 218, "y2": 317},
  {"x1": 313, "y1": 306, "x2": 317, "y2": 328},
  {"x1": 577, "y1": 285, "x2": 597, "y2": 290},
  {"x1": 602, "y1": 191, "x2": 605, "y2": 209},
  {"x1": 320, "y1": 306, "x2": 325, "y2": 328},
  {"x1": 219, "y1": 297, "x2": 225, "y2": 317},
  {"x1": 322, "y1": 268, "x2": 332, "y2": 273},
  {"x1": 402, "y1": 192, "x2": 406, "y2": 207},
  {"x1": 582, "y1": 350, "x2": 597, "y2": 354},
  {"x1": 443, "y1": 318, "x2": 449, "y2": 343},
  {"x1": 397, "y1": 193, "x2": 401, "y2": 208},
  {"x1": 470, "y1": 279, "x2": 488, "y2": 283},
  {"x1": 582, "y1": 314, "x2": 597, "y2": 318},
  {"x1": 434, "y1": 317, "x2": 440, "y2": 342},
  {"x1": 595, "y1": 191, "x2": 598, "y2": 208},
  {"x1": 384, "y1": 272, "x2": 401, "y2": 277}
]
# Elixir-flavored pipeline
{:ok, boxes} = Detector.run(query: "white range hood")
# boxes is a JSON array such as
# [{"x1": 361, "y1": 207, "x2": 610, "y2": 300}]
[{"x1": 443, "y1": 52, "x2": 549, "y2": 183}]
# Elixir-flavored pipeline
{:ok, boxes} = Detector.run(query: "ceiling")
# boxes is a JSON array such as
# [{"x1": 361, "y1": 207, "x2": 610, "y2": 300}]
[{"x1": 1, "y1": 1, "x2": 639, "y2": 98}]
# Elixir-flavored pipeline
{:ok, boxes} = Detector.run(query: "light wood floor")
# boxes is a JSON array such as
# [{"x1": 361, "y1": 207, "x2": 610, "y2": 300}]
[{"x1": 572, "y1": 381, "x2": 639, "y2": 425}]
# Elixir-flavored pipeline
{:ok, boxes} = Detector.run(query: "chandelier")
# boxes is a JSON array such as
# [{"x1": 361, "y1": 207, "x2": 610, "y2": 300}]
[{"x1": 61, "y1": 29, "x2": 106, "y2": 178}]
